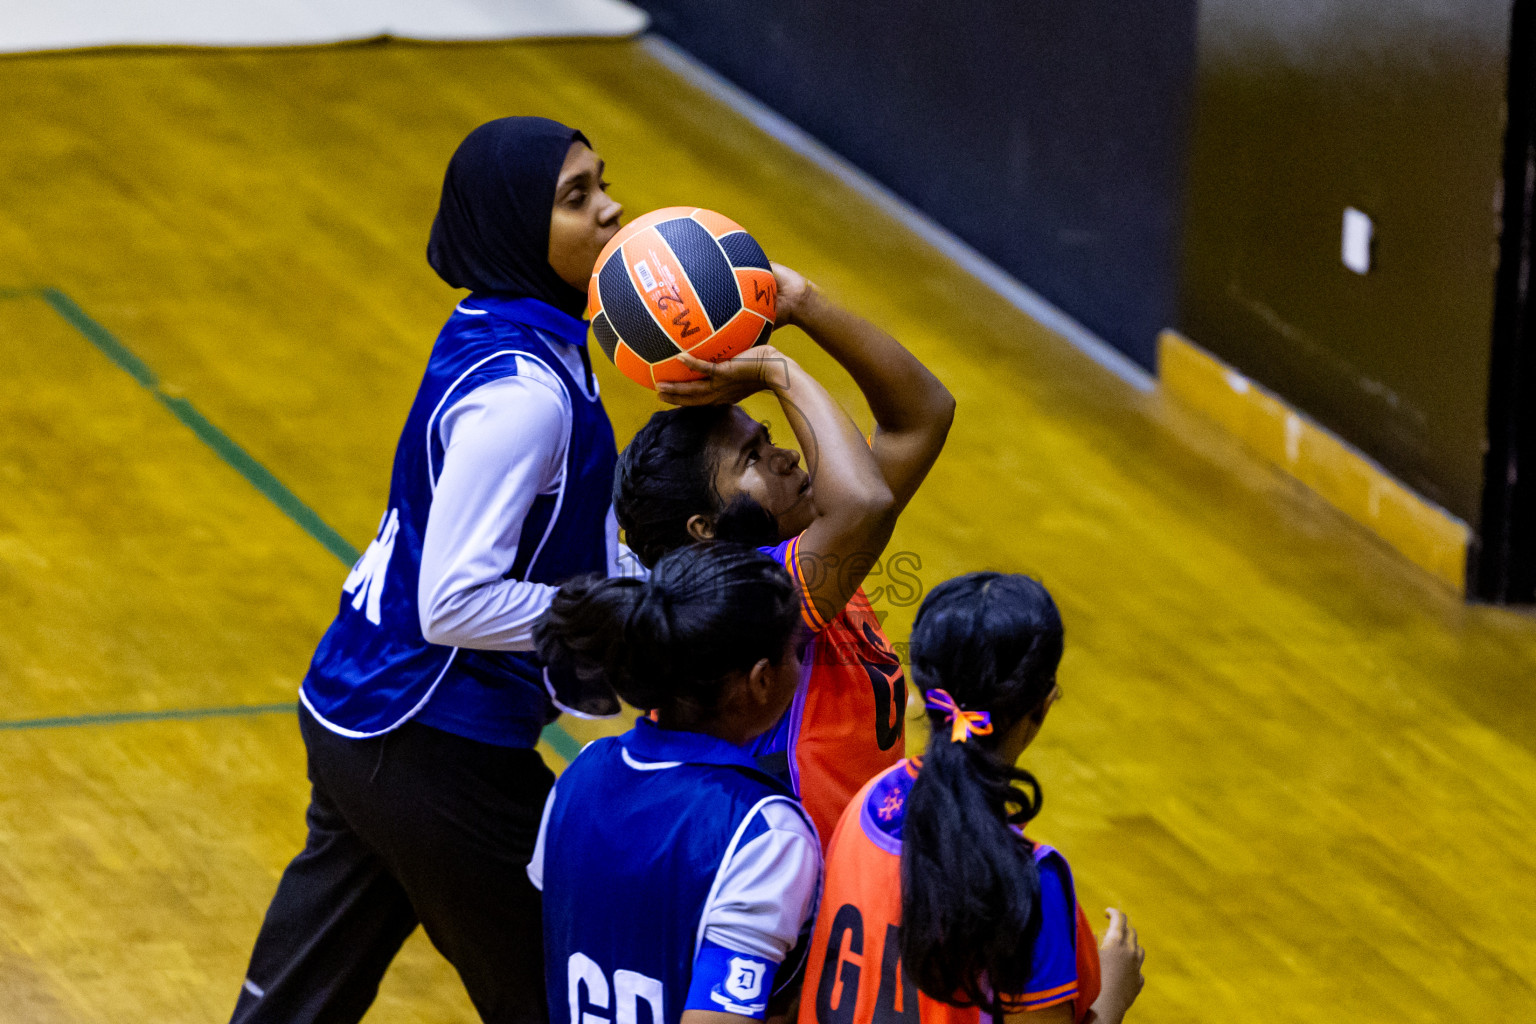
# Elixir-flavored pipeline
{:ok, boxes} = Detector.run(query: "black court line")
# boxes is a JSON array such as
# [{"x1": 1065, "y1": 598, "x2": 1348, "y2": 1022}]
[{"x1": 0, "y1": 287, "x2": 583, "y2": 765}]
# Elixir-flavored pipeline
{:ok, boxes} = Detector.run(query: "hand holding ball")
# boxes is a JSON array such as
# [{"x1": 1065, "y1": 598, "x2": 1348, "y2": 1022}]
[{"x1": 587, "y1": 207, "x2": 777, "y2": 389}]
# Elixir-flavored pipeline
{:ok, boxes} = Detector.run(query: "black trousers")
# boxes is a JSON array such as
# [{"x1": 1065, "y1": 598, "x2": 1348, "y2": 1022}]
[{"x1": 231, "y1": 706, "x2": 555, "y2": 1024}]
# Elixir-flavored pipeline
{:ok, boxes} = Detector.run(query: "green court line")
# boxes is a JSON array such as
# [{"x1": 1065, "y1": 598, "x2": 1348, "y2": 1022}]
[
  {"x1": 39, "y1": 287, "x2": 361, "y2": 565},
  {"x1": 539, "y1": 723, "x2": 582, "y2": 763},
  {"x1": 0, "y1": 703, "x2": 298, "y2": 731},
  {"x1": 3, "y1": 286, "x2": 581, "y2": 759}
]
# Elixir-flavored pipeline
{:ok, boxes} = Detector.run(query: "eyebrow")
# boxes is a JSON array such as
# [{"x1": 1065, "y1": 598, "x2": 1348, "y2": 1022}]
[
  {"x1": 556, "y1": 167, "x2": 597, "y2": 196},
  {"x1": 736, "y1": 424, "x2": 770, "y2": 466},
  {"x1": 557, "y1": 160, "x2": 605, "y2": 190}
]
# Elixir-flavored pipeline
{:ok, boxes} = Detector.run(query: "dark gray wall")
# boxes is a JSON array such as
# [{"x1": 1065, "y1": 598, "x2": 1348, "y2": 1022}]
[
  {"x1": 640, "y1": 0, "x2": 1515, "y2": 543},
  {"x1": 1177, "y1": 0, "x2": 1511, "y2": 524},
  {"x1": 636, "y1": 0, "x2": 1200, "y2": 368}
]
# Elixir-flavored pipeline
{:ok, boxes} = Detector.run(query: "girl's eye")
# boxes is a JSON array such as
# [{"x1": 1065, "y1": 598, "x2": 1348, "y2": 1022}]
[
  {"x1": 599, "y1": 180, "x2": 612, "y2": 191},
  {"x1": 566, "y1": 190, "x2": 586, "y2": 207},
  {"x1": 746, "y1": 449, "x2": 760, "y2": 465}
]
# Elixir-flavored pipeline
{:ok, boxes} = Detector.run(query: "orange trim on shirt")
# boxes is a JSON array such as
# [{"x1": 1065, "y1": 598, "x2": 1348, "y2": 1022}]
[
  {"x1": 1021, "y1": 981, "x2": 1079, "y2": 1003},
  {"x1": 1019, "y1": 987, "x2": 1079, "y2": 1012},
  {"x1": 785, "y1": 533, "x2": 829, "y2": 631}
]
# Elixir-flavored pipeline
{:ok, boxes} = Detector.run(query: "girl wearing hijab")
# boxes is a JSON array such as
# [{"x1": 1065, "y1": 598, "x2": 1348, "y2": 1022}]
[{"x1": 230, "y1": 117, "x2": 626, "y2": 1024}]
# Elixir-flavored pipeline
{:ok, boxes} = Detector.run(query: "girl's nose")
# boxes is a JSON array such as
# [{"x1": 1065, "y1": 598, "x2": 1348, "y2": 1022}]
[{"x1": 600, "y1": 195, "x2": 623, "y2": 226}]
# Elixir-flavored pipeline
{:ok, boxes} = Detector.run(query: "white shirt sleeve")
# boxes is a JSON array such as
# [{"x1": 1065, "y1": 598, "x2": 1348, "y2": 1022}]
[
  {"x1": 526, "y1": 784, "x2": 558, "y2": 892},
  {"x1": 417, "y1": 365, "x2": 571, "y2": 651},
  {"x1": 606, "y1": 506, "x2": 650, "y2": 580},
  {"x1": 700, "y1": 800, "x2": 823, "y2": 962}
]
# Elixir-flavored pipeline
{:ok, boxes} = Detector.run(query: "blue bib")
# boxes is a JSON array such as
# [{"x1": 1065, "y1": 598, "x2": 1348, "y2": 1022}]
[
  {"x1": 542, "y1": 720, "x2": 811, "y2": 1024},
  {"x1": 300, "y1": 295, "x2": 617, "y2": 747}
]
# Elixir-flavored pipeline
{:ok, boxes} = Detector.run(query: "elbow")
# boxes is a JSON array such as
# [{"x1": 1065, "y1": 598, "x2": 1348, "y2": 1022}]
[
  {"x1": 420, "y1": 605, "x2": 455, "y2": 647},
  {"x1": 922, "y1": 371, "x2": 955, "y2": 425},
  {"x1": 853, "y1": 478, "x2": 898, "y2": 524},
  {"x1": 816, "y1": 477, "x2": 897, "y2": 541},
  {"x1": 914, "y1": 385, "x2": 956, "y2": 458},
  {"x1": 900, "y1": 379, "x2": 955, "y2": 443},
  {"x1": 931, "y1": 386, "x2": 957, "y2": 434},
  {"x1": 420, "y1": 589, "x2": 471, "y2": 648}
]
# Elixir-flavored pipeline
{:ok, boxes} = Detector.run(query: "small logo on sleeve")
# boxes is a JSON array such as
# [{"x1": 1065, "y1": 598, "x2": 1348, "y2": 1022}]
[{"x1": 710, "y1": 955, "x2": 769, "y2": 1014}]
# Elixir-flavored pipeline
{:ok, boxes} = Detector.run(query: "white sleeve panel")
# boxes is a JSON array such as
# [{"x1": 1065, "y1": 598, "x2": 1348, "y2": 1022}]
[
  {"x1": 606, "y1": 506, "x2": 650, "y2": 580},
  {"x1": 701, "y1": 800, "x2": 822, "y2": 962},
  {"x1": 526, "y1": 784, "x2": 558, "y2": 892},
  {"x1": 418, "y1": 371, "x2": 569, "y2": 651}
]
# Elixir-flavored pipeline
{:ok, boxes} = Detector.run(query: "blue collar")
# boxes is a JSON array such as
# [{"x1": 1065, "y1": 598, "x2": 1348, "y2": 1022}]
[
  {"x1": 461, "y1": 293, "x2": 588, "y2": 347},
  {"x1": 621, "y1": 716, "x2": 770, "y2": 774}
]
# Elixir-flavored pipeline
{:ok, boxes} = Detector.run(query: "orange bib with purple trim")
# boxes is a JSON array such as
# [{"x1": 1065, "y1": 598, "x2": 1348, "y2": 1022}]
[
  {"x1": 798, "y1": 763, "x2": 1102, "y2": 1024},
  {"x1": 765, "y1": 534, "x2": 906, "y2": 850}
]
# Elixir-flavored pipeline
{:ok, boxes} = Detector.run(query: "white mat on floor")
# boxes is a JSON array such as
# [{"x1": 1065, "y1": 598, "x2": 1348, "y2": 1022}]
[{"x1": 0, "y1": 0, "x2": 648, "y2": 54}]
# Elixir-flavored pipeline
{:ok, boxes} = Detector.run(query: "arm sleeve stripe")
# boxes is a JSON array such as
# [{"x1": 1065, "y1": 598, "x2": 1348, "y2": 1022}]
[
  {"x1": 1019, "y1": 991, "x2": 1078, "y2": 1012},
  {"x1": 1021, "y1": 981, "x2": 1078, "y2": 1001}
]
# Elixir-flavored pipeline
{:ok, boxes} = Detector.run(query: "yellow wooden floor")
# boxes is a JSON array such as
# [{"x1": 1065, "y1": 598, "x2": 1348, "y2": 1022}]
[{"x1": 2, "y1": 38, "x2": 1534, "y2": 1024}]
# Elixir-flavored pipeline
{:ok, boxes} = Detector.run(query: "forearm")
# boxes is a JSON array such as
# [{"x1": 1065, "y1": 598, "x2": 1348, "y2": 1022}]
[
  {"x1": 792, "y1": 285, "x2": 952, "y2": 434},
  {"x1": 420, "y1": 575, "x2": 557, "y2": 650},
  {"x1": 769, "y1": 354, "x2": 892, "y2": 513},
  {"x1": 1084, "y1": 1003, "x2": 1127, "y2": 1024},
  {"x1": 681, "y1": 1011, "x2": 758, "y2": 1024}
]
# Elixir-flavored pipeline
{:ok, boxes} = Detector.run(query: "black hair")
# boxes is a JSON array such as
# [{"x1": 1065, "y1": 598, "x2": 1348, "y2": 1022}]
[
  {"x1": 613, "y1": 406, "x2": 779, "y2": 569},
  {"x1": 534, "y1": 542, "x2": 798, "y2": 721},
  {"x1": 899, "y1": 572, "x2": 1065, "y2": 1017}
]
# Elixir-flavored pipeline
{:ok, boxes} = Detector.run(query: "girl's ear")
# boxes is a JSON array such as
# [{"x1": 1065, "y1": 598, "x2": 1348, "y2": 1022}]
[
  {"x1": 745, "y1": 657, "x2": 774, "y2": 705},
  {"x1": 686, "y1": 514, "x2": 716, "y2": 542}
]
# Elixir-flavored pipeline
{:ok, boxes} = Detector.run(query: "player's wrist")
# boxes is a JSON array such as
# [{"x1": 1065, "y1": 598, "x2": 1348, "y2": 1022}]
[
  {"x1": 759, "y1": 350, "x2": 798, "y2": 394},
  {"x1": 784, "y1": 281, "x2": 829, "y2": 331}
]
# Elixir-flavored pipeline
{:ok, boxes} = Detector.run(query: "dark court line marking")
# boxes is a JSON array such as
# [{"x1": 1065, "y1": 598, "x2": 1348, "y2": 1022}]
[
  {"x1": 0, "y1": 703, "x2": 586, "y2": 761},
  {"x1": 1, "y1": 287, "x2": 581, "y2": 760},
  {"x1": 0, "y1": 703, "x2": 298, "y2": 731},
  {"x1": 38, "y1": 287, "x2": 361, "y2": 565}
]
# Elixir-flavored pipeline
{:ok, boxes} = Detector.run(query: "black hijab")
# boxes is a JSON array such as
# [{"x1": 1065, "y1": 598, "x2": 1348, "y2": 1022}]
[{"x1": 427, "y1": 116, "x2": 591, "y2": 318}]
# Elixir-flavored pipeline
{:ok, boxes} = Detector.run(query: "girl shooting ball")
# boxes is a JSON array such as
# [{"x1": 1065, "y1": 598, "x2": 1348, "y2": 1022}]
[
  {"x1": 604, "y1": 263, "x2": 954, "y2": 848},
  {"x1": 799, "y1": 573, "x2": 1146, "y2": 1024}
]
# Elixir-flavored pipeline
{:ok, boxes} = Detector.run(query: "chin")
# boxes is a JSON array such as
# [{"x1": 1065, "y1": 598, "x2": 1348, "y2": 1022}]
[{"x1": 778, "y1": 505, "x2": 817, "y2": 540}]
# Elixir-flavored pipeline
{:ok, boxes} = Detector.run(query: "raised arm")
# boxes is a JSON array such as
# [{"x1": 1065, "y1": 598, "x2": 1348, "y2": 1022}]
[
  {"x1": 777, "y1": 264, "x2": 954, "y2": 511},
  {"x1": 663, "y1": 341, "x2": 897, "y2": 625}
]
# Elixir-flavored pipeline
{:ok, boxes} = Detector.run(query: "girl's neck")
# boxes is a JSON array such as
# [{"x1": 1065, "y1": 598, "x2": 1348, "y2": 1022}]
[{"x1": 654, "y1": 710, "x2": 762, "y2": 748}]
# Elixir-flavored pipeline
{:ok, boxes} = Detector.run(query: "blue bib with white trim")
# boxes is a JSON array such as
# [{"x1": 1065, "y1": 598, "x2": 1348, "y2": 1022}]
[
  {"x1": 542, "y1": 720, "x2": 813, "y2": 1024},
  {"x1": 300, "y1": 295, "x2": 616, "y2": 746}
]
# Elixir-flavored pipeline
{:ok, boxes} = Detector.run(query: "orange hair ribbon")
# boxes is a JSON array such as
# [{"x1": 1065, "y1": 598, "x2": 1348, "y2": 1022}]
[{"x1": 924, "y1": 688, "x2": 993, "y2": 743}]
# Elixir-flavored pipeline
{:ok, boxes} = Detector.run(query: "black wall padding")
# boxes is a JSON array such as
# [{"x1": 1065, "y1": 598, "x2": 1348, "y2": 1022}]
[{"x1": 636, "y1": 0, "x2": 1200, "y2": 368}]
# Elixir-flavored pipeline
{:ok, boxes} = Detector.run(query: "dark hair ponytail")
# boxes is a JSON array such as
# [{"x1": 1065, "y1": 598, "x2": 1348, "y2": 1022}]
[
  {"x1": 899, "y1": 573, "x2": 1064, "y2": 1016},
  {"x1": 534, "y1": 542, "x2": 799, "y2": 719},
  {"x1": 614, "y1": 406, "x2": 779, "y2": 569}
]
